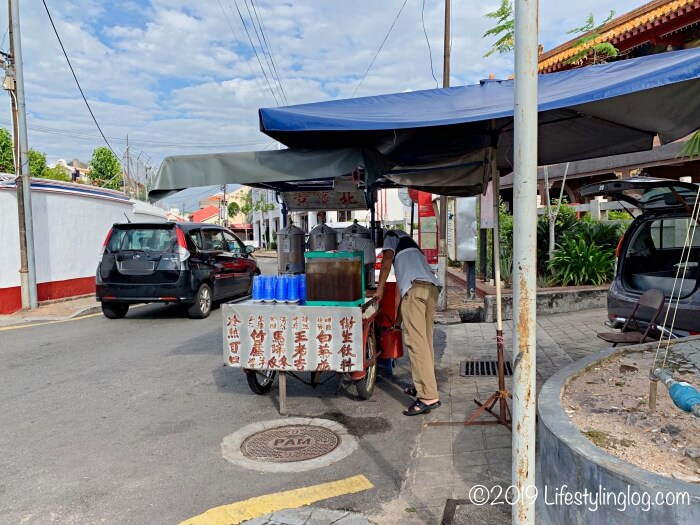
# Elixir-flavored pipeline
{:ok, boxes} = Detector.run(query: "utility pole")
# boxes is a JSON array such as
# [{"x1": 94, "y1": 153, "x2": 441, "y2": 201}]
[
  {"x1": 6, "y1": 0, "x2": 37, "y2": 309},
  {"x1": 437, "y1": 0, "x2": 450, "y2": 311},
  {"x1": 512, "y1": 1, "x2": 539, "y2": 524},
  {"x1": 125, "y1": 135, "x2": 130, "y2": 196}
]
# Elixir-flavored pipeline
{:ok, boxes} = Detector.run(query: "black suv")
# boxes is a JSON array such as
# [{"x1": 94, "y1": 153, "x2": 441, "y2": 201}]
[
  {"x1": 96, "y1": 222, "x2": 259, "y2": 319},
  {"x1": 580, "y1": 177, "x2": 700, "y2": 336}
]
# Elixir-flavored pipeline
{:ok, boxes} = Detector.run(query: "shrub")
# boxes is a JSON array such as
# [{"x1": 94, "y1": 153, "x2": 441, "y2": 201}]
[
  {"x1": 548, "y1": 238, "x2": 615, "y2": 286},
  {"x1": 564, "y1": 220, "x2": 624, "y2": 250}
]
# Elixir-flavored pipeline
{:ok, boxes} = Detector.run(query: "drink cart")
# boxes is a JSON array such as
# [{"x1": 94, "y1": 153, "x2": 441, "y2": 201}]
[{"x1": 222, "y1": 251, "x2": 401, "y2": 415}]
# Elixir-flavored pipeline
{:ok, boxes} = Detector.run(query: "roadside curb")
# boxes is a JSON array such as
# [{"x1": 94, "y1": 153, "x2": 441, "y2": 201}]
[{"x1": 70, "y1": 306, "x2": 103, "y2": 318}]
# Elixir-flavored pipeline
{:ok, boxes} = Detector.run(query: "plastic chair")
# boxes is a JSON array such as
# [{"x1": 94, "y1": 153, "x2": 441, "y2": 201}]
[{"x1": 597, "y1": 288, "x2": 665, "y2": 347}]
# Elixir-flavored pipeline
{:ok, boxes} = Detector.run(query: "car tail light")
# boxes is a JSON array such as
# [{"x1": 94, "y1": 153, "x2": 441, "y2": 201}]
[
  {"x1": 175, "y1": 227, "x2": 190, "y2": 262},
  {"x1": 98, "y1": 228, "x2": 114, "y2": 263},
  {"x1": 615, "y1": 236, "x2": 624, "y2": 258}
]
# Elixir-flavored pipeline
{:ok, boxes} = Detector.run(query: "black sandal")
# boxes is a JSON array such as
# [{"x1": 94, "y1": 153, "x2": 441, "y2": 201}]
[
  {"x1": 403, "y1": 399, "x2": 441, "y2": 416},
  {"x1": 403, "y1": 386, "x2": 417, "y2": 397}
]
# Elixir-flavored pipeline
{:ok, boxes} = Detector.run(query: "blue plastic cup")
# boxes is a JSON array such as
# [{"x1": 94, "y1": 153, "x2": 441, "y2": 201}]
[
  {"x1": 298, "y1": 273, "x2": 306, "y2": 305},
  {"x1": 252, "y1": 274, "x2": 263, "y2": 301},
  {"x1": 263, "y1": 275, "x2": 276, "y2": 303},
  {"x1": 275, "y1": 274, "x2": 288, "y2": 303},
  {"x1": 287, "y1": 274, "x2": 300, "y2": 303}
]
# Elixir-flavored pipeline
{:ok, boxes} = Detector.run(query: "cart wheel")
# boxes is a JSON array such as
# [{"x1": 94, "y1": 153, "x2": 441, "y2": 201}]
[
  {"x1": 355, "y1": 333, "x2": 377, "y2": 400},
  {"x1": 246, "y1": 369, "x2": 277, "y2": 394}
]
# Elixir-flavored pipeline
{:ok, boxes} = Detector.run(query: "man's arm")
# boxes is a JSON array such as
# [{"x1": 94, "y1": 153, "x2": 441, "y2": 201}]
[{"x1": 375, "y1": 249, "x2": 394, "y2": 302}]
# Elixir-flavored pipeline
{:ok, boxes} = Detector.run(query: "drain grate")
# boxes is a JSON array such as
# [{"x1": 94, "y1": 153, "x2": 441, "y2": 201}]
[
  {"x1": 240, "y1": 424, "x2": 341, "y2": 463},
  {"x1": 459, "y1": 360, "x2": 513, "y2": 377}
]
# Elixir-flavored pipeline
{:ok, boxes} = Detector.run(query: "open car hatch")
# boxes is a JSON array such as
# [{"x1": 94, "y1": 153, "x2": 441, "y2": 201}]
[{"x1": 579, "y1": 177, "x2": 699, "y2": 213}]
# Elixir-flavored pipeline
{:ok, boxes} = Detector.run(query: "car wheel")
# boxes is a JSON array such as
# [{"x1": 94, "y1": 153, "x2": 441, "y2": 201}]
[
  {"x1": 188, "y1": 284, "x2": 212, "y2": 319},
  {"x1": 102, "y1": 302, "x2": 129, "y2": 319},
  {"x1": 246, "y1": 369, "x2": 277, "y2": 394}
]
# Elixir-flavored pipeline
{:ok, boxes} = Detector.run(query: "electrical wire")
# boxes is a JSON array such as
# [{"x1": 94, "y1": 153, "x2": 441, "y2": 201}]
[
  {"x1": 249, "y1": 0, "x2": 288, "y2": 105},
  {"x1": 422, "y1": 0, "x2": 438, "y2": 88},
  {"x1": 41, "y1": 0, "x2": 122, "y2": 163},
  {"x1": 215, "y1": 0, "x2": 270, "y2": 104},
  {"x1": 0, "y1": 118, "x2": 273, "y2": 149},
  {"x1": 242, "y1": 0, "x2": 283, "y2": 104},
  {"x1": 229, "y1": 0, "x2": 281, "y2": 106},
  {"x1": 352, "y1": 0, "x2": 409, "y2": 98}
]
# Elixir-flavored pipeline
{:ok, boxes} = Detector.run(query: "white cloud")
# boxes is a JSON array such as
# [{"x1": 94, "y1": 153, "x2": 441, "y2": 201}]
[{"x1": 0, "y1": 0, "x2": 645, "y2": 172}]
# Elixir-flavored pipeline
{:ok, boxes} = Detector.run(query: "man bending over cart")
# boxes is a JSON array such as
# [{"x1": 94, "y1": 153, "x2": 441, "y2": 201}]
[{"x1": 376, "y1": 230, "x2": 442, "y2": 416}]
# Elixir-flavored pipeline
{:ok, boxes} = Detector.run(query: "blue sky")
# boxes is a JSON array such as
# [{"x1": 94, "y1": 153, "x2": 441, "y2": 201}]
[{"x1": 0, "y1": 0, "x2": 645, "y2": 210}]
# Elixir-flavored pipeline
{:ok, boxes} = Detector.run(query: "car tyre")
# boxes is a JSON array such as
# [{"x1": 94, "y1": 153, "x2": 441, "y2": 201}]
[
  {"x1": 188, "y1": 283, "x2": 212, "y2": 319},
  {"x1": 102, "y1": 302, "x2": 129, "y2": 319}
]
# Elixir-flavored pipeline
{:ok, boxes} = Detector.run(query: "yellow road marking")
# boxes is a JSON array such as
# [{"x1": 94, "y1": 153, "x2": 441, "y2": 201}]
[
  {"x1": 0, "y1": 312, "x2": 103, "y2": 332},
  {"x1": 180, "y1": 474, "x2": 373, "y2": 525}
]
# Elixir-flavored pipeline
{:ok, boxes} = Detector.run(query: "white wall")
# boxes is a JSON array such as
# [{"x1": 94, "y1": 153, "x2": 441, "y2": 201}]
[{"x1": 0, "y1": 181, "x2": 140, "y2": 289}]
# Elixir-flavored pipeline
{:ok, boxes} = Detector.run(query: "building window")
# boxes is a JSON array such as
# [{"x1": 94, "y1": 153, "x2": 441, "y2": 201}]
[{"x1": 337, "y1": 210, "x2": 352, "y2": 222}]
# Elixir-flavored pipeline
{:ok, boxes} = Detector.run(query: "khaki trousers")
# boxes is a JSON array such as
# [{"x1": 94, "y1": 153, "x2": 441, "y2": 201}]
[{"x1": 400, "y1": 281, "x2": 440, "y2": 400}]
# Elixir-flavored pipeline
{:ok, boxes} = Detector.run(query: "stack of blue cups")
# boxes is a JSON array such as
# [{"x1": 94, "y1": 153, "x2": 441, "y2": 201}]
[
  {"x1": 299, "y1": 273, "x2": 306, "y2": 305},
  {"x1": 287, "y1": 274, "x2": 300, "y2": 303},
  {"x1": 252, "y1": 274, "x2": 264, "y2": 302},
  {"x1": 275, "y1": 274, "x2": 288, "y2": 303},
  {"x1": 262, "y1": 275, "x2": 276, "y2": 303}
]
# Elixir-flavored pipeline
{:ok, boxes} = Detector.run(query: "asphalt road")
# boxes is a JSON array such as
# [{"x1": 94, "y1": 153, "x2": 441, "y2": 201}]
[{"x1": 0, "y1": 258, "x2": 421, "y2": 524}]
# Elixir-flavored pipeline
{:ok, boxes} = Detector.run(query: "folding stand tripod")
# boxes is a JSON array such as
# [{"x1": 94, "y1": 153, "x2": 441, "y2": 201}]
[{"x1": 428, "y1": 152, "x2": 511, "y2": 431}]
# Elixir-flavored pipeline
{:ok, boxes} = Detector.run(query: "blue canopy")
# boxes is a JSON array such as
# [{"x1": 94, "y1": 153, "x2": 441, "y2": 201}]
[{"x1": 259, "y1": 49, "x2": 700, "y2": 195}]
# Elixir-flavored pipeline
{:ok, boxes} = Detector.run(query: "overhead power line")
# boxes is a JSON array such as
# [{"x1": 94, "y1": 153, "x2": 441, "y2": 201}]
[
  {"x1": 0, "y1": 118, "x2": 274, "y2": 149},
  {"x1": 247, "y1": 0, "x2": 288, "y2": 105},
  {"x1": 41, "y1": 0, "x2": 122, "y2": 163},
  {"x1": 215, "y1": 0, "x2": 270, "y2": 102},
  {"x1": 352, "y1": 0, "x2": 409, "y2": 97},
  {"x1": 228, "y1": 0, "x2": 281, "y2": 106}
]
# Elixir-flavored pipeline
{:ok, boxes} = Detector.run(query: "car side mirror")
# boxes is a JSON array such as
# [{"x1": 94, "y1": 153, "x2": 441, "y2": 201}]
[{"x1": 246, "y1": 245, "x2": 256, "y2": 254}]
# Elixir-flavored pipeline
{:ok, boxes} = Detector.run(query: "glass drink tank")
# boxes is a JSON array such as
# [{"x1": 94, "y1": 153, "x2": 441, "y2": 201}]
[{"x1": 304, "y1": 251, "x2": 364, "y2": 306}]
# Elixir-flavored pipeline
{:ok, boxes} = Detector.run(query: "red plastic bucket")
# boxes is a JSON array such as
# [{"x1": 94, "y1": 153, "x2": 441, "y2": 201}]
[{"x1": 379, "y1": 327, "x2": 404, "y2": 359}]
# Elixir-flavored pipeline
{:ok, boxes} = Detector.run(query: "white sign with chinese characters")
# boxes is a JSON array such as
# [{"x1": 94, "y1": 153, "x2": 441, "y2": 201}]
[{"x1": 222, "y1": 302, "x2": 364, "y2": 372}]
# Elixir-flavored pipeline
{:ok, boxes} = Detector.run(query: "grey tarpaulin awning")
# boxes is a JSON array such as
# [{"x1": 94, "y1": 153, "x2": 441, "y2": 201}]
[{"x1": 148, "y1": 147, "x2": 395, "y2": 201}]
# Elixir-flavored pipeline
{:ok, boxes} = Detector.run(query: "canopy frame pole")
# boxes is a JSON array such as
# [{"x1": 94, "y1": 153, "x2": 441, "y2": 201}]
[{"x1": 513, "y1": 1, "x2": 539, "y2": 524}]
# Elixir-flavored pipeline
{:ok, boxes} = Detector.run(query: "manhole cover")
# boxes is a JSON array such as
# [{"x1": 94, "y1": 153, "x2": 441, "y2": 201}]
[{"x1": 241, "y1": 424, "x2": 341, "y2": 463}]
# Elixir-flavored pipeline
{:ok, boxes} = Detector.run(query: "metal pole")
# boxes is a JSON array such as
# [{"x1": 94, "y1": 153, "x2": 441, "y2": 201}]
[
  {"x1": 7, "y1": 4, "x2": 28, "y2": 309},
  {"x1": 513, "y1": 0, "x2": 539, "y2": 524},
  {"x1": 10, "y1": 0, "x2": 37, "y2": 309},
  {"x1": 437, "y1": 0, "x2": 451, "y2": 311}
]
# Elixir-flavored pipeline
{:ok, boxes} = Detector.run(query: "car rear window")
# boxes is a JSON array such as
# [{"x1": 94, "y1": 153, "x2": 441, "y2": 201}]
[{"x1": 107, "y1": 227, "x2": 176, "y2": 252}]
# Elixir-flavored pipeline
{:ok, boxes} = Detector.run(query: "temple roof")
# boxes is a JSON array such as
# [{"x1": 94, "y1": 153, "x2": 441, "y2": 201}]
[{"x1": 539, "y1": 0, "x2": 700, "y2": 73}]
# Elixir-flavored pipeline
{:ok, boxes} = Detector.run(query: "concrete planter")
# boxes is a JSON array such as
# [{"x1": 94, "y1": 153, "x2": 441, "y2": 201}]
[
  {"x1": 482, "y1": 286, "x2": 608, "y2": 323},
  {"x1": 537, "y1": 345, "x2": 700, "y2": 524}
]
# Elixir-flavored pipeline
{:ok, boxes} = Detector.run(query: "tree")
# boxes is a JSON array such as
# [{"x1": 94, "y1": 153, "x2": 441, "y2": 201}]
[
  {"x1": 681, "y1": 131, "x2": 700, "y2": 160},
  {"x1": 42, "y1": 165, "x2": 72, "y2": 182},
  {"x1": 483, "y1": 0, "x2": 514, "y2": 58},
  {"x1": 227, "y1": 200, "x2": 241, "y2": 219},
  {"x1": 564, "y1": 11, "x2": 617, "y2": 66},
  {"x1": 89, "y1": 146, "x2": 122, "y2": 190},
  {"x1": 0, "y1": 128, "x2": 14, "y2": 172},
  {"x1": 28, "y1": 149, "x2": 46, "y2": 178}
]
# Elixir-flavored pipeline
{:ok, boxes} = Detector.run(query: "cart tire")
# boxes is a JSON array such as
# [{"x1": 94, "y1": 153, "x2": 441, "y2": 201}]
[
  {"x1": 355, "y1": 333, "x2": 377, "y2": 400},
  {"x1": 246, "y1": 369, "x2": 277, "y2": 394}
]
